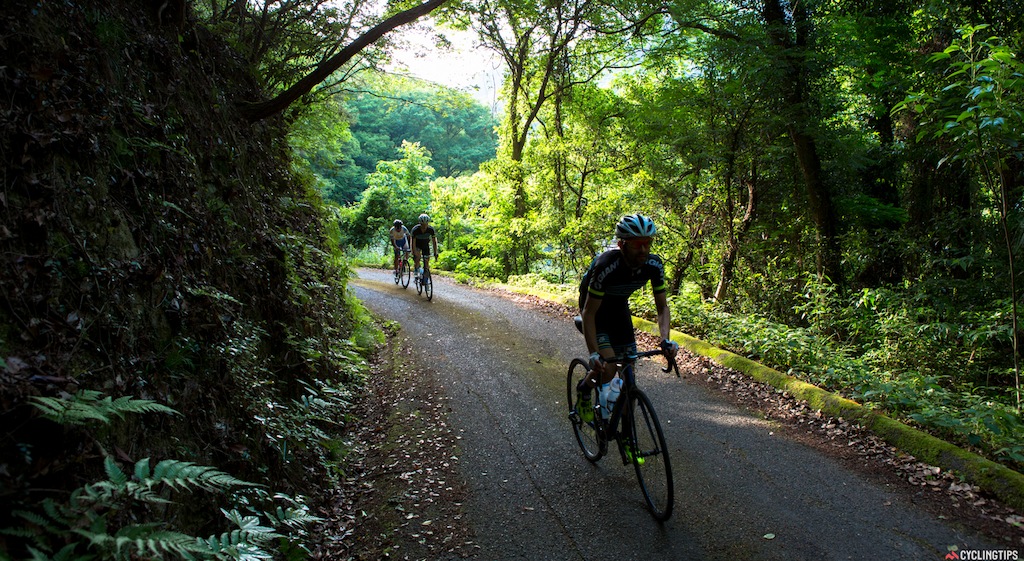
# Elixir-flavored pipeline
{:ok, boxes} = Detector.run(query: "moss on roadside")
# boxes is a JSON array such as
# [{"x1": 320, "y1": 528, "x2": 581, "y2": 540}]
[{"x1": 627, "y1": 316, "x2": 1024, "y2": 513}]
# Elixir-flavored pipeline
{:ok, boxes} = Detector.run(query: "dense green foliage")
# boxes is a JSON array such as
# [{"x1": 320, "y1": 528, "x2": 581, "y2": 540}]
[
  {"x1": 293, "y1": 76, "x2": 498, "y2": 205},
  {"x1": 1, "y1": 0, "x2": 377, "y2": 557},
  {"x1": 337, "y1": 0, "x2": 1024, "y2": 471}
]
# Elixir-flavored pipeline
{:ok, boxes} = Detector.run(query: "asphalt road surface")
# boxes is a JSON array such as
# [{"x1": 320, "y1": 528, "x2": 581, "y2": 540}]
[{"x1": 351, "y1": 268, "x2": 1004, "y2": 560}]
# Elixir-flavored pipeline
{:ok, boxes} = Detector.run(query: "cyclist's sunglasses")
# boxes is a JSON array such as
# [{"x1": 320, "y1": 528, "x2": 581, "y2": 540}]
[{"x1": 622, "y1": 237, "x2": 653, "y2": 250}]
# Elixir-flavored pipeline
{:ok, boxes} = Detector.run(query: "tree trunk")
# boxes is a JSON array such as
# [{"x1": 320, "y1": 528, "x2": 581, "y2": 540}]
[
  {"x1": 763, "y1": 0, "x2": 843, "y2": 286},
  {"x1": 714, "y1": 167, "x2": 757, "y2": 302},
  {"x1": 238, "y1": 0, "x2": 449, "y2": 122}
]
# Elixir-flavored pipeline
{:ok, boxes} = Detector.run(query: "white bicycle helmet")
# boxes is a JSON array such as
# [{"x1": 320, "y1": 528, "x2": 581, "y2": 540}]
[
  {"x1": 418, "y1": 213, "x2": 430, "y2": 223},
  {"x1": 615, "y1": 214, "x2": 657, "y2": 239}
]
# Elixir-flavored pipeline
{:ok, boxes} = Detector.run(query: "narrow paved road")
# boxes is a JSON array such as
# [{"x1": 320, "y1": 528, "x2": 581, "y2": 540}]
[{"x1": 351, "y1": 268, "x2": 1002, "y2": 560}]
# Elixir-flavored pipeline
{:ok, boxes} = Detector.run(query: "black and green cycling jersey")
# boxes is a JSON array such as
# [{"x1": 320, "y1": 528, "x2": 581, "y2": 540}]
[
  {"x1": 410, "y1": 224, "x2": 436, "y2": 255},
  {"x1": 579, "y1": 249, "x2": 667, "y2": 351}
]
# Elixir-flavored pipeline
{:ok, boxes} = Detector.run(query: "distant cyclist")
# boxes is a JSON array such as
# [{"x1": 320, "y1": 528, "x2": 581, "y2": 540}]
[
  {"x1": 577, "y1": 214, "x2": 678, "y2": 419},
  {"x1": 410, "y1": 213, "x2": 438, "y2": 279},
  {"x1": 388, "y1": 219, "x2": 411, "y2": 275}
]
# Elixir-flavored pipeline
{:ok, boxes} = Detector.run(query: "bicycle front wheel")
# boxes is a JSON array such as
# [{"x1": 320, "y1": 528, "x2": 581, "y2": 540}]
[
  {"x1": 566, "y1": 358, "x2": 602, "y2": 462},
  {"x1": 626, "y1": 389, "x2": 674, "y2": 521},
  {"x1": 424, "y1": 270, "x2": 433, "y2": 300},
  {"x1": 400, "y1": 259, "x2": 411, "y2": 288}
]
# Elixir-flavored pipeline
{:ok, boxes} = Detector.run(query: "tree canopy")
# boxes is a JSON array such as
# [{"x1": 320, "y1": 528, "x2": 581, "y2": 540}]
[
  {"x1": 333, "y1": 0, "x2": 1024, "y2": 468},
  {"x1": 4, "y1": 1, "x2": 1024, "y2": 558}
]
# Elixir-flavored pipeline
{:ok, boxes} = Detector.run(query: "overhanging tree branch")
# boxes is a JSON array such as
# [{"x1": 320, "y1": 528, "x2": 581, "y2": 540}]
[{"x1": 238, "y1": 0, "x2": 451, "y2": 122}]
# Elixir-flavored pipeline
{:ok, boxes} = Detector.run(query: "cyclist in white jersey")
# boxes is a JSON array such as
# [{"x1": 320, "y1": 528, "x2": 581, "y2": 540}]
[{"x1": 388, "y1": 219, "x2": 411, "y2": 275}]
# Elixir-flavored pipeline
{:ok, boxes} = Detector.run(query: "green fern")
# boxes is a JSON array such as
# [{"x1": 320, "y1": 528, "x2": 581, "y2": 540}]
[
  {"x1": 25, "y1": 543, "x2": 92, "y2": 561},
  {"x1": 266, "y1": 504, "x2": 321, "y2": 530},
  {"x1": 29, "y1": 390, "x2": 178, "y2": 426},
  {"x1": 4, "y1": 456, "x2": 293, "y2": 560},
  {"x1": 9, "y1": 390, "x2": 321, "y2": 560},
  {"x1": 79, "y1": 457, "x2": 254, "y2": 505},
  {"x1": 145, "y1": 458, "x2": 252, "y2": 492},
  {"x1": 198, "y1": 510, "x2": 279, "y2": 560}
]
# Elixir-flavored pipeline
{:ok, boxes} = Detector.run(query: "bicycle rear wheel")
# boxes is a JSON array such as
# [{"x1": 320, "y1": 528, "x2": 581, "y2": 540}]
[
  {"x1": 424, "y1": 269, "x2": 433, "y2": 300},
  {"x1": 626, "y1": 389, "x2": 674, "y2": 521},
  {"x1": 566, "y1": 358, "x2": 602, "y2": 462},
  {"x1": 400, "y1": 259, "x2": 411, "y2": 288}
]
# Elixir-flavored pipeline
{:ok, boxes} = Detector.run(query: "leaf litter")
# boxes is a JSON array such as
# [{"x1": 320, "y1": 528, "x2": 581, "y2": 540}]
[{"x1": 311, "y1": 287, "x2": 1022, "y2": 558}]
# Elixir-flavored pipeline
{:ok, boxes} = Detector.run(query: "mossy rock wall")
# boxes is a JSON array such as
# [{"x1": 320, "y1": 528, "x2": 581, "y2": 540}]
[{"x1": 0, "y1": 0, "x2": 356, "y2": 531}]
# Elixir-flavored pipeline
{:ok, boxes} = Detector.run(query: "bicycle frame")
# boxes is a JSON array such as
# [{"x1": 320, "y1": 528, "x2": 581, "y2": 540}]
[
  {"x1": 567, "y1": 345, "x2": 678, "y2": 520},
  {"x1": 395, "y1": 250, "x2": 412, "y2": 288},
  {"x1": 600, "y1": 350, "x2": 673, "y2": 460}
]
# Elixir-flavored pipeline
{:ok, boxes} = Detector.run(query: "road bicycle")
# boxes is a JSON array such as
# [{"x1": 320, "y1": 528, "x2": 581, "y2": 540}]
[
  {"x1": 413, "y1": 258, "x2": 433, "y2": 300},
  {"x1": 394, "y1": 250, "x2": 412, "y2": 288},
  {"x1": 566, "y1": 320, "x2": 679, "y2": 521}
]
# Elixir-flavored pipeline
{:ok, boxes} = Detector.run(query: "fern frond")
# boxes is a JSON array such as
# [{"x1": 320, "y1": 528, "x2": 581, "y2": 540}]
[
  {"x1": 80, "y1": 458, "x2": 255, "y2": 508},
  {"x1": 30, "y1": 395, "x2": 110, "y2": 425},
  {"x1": 26, "y1": 544, "x2": 94, "y2": 561},
  {"x1": 132, "y1": 457, "x2": 153, "y2": 481},
  {"x1": 82, "y1": 480, "x2": 170, "y2": 505},
  {"x1": 150, "y1": 459, "x2": 253, "y2": 492},
  {"x1": 71, "y1": 524, "x2": 199, "y2": 560},
  {"x1": 222, "y1": 510, "x2": 277, "y2": 536},
  {"x1": 12, "y1": 509, "x2": 51, "y2": 529},
  {"x1": 107, "y1": 395, "x2": 178, "y2": 418},
  {"x1": 200, "y1": 528, "x2": 276, "y2": 561},
  {"x1": 113, "y1": 529, "x2": 203, "y2": 559},
  {"x1": 265, "y1": 505, "x2": 322, "y2": 529},
  {"x1": 103, "y1": 456, "x2": 128, "y2": 486},
  {"x1": 40, "y1": 498, "x2": 73, "y2": 526},
  {"x1": 185, "y1": 284, "x2": 243, "y2": 305},
  {"x1": 29, "y1": 391, "x2": 178, "y2": 427},
  {"x1": 0, "y1": 527, "x2": 32, "y2": 543}
]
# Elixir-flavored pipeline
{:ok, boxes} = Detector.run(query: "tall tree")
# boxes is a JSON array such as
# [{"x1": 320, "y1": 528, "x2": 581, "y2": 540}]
[
  {"x1": 238, "y1": 0, "x2": 451, "y2": 121},
  {"x1": 449, "y1": 0, "x2": 614, "y2": 274},
  {"x1": 761, "y1": 0, "x2": 842, "y2": 286}
]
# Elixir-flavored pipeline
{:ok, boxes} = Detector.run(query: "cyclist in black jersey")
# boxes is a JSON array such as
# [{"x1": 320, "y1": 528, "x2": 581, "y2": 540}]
[
  {"x1": 580, "y1": 214, "x2": 678, "y2": 389},
  {"x1": 410, "y1": 213, "x2": 438, "y2": 279}
]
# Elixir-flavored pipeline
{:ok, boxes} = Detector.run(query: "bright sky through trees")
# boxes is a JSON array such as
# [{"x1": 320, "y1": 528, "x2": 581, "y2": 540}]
[{"x1": 387, "y1": 22, "x2": 503, "y2": 111}]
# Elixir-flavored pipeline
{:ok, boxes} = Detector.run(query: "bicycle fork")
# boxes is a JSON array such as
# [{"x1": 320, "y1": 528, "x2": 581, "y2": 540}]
[{"x1": 602, "y1": 393, "x2": 627, "y2": 465}]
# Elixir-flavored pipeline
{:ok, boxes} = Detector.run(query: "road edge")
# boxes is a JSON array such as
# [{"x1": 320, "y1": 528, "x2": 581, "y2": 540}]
[
  {"x1": 495, "y1": 284, "x2": 1024, "y2": 513},
  {"x1": 631, "y1": 315, "x2": 1024, "y2": 513}
]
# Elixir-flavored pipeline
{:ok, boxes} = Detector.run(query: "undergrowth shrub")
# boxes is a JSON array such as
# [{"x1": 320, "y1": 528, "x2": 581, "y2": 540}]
[
  {"x1": 345, "y1": 245, "x2": 391, "y2": 269},
  {"x1": 504, "y1": 273, "x2": 573, "y2": 299},
  {"x1": 1, "y1": 393, "x2": 320, "y2": 561},
  {"x1": 435, "y1": 247, "x2": 469, "y2": 273},
  {"x1": 668, "y1": 279, "x2": 1024, "y2": 470},
  {"x1": 454, "y1": 256, "x2": 503, "y2": 282}
]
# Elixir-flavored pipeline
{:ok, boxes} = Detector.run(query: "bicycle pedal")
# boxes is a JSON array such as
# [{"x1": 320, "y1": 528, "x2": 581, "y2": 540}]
[{"x1": 623, "y1": 446, "x2": 646, "y2": 466}]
